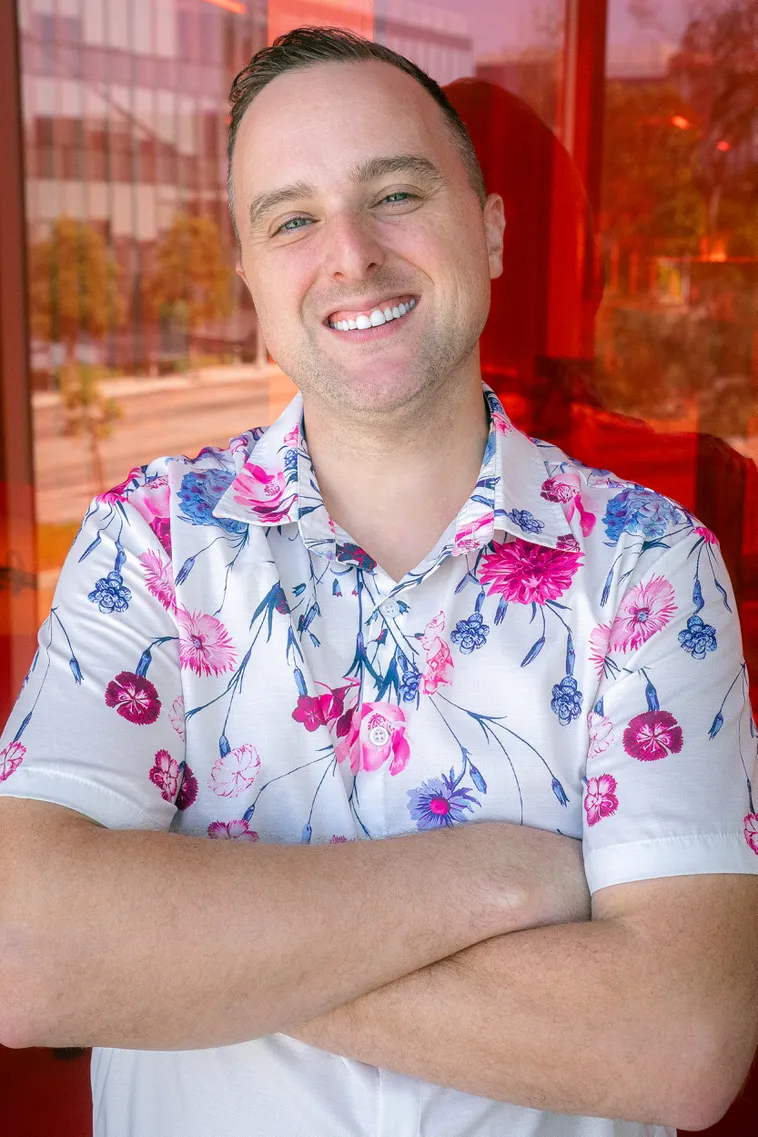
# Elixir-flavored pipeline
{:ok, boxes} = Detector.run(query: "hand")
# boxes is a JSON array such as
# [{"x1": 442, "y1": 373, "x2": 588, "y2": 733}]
[{"x1": 451, "y1": 820, "x2": 591, "y2": 937}]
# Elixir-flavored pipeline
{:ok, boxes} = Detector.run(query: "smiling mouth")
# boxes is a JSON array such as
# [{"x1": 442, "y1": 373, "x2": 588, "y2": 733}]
[{"x1": 325, "y1": 296, "x2": 418, "y2": 332}]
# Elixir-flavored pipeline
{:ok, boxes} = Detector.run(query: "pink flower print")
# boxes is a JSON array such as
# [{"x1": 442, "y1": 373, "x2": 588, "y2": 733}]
[
  {"x1": 0, "y1": 740, "x2": 25, "y2": 781},
  {"x1": 587, "y1": 712, "x2": 615, "y2": 758},
  {"x1": 130, "y1": 476, "x2": 170, "y2": 526},
  {"x1": 623, "y1": 710, "x2": 683, "y2": 761},
  {"x1": 149, "y1": 749, "x2": 181, "y2": 802},
  {"x1": 490, "y1": 407, "x2": 512, "y2": 434},
  {"x1": 744, "y1": 814, "x2": 758, "y2": 855},
  {"x1": 541, "y1": 473, "x2": 596, "y2": 536},
  {"x1": 292, "y1": 694, "x2": 327, "y2": 731},
  {"x1": 419, "y1": 612, "x2": 454, "y2": 695},
  {"x1": 129, "y1": 476, "x2": 172, "y2": 555},
  {"x1": 208, "y1": 819, "x2": 259, "y2": 840},
  {"x1": 209, "y1": 743, "x2": 261, "y2": 797},
  {"x1": 169, "y1": 696, "x2": 185, "y2": 740},
  {"x1": 177, "y1": 609, "x2": 237, "y2": 677},
  {"x1": 693, "y1": 526, "x2": 718, "y2": 545},
  {"x1": 589, "y1": 624, "x2": 612, "y2": 678},
  {"x1": 97, "y1": 466, "x2": 143, "y2": 505},
  {"x1": 176, "y1": 766, "x2": 198, "y2": 810},
  {"x1": 584, "y1": 774, "x2": 619, "y2": 825},
  {"x1": 150, "y1": 517, "x2": 172, "y2": 557},
  {"x1": 454, "y1": 513, "x2": 493, "y2": 553},
  {"x1": 334, "y1": 702, "x2": 411, "y2": 776},
  {"x1": 479, "y1": 538, "x2": 583, "y2": 605},
  {"x1": 232, "y1": 463, "x2": 290, "y2": 523},
  {"x1": 609, "y1": 575, "x2": 676, "y2": 654},
  {"x1": 283, "y1": 425, "x2": 300, "y2": 447},
  {"x1": 139, "y1": 549, "x2": 176, "y2": 613},
  {"x1": 104, "y1": 671, "x2": 161, "y2": 724}
]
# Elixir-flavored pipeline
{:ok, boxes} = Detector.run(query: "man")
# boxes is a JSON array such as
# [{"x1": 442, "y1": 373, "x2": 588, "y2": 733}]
[{"x1": 1, "y1": 25, "x2": 757, "y2": 1137}]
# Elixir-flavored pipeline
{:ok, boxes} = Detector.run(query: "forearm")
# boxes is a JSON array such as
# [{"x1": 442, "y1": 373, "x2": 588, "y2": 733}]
[
  {"x1": 286, "y1": 918, "x2": 700, "y2": 1129},
  {"x1": 4, "y1": 819, "x2": 502, "y2": 1051}
]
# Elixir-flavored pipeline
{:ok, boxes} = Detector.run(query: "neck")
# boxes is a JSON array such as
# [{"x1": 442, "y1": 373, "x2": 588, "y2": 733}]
[{"x1": 301, "y1": 375, "x2": 491, "y2": 538}]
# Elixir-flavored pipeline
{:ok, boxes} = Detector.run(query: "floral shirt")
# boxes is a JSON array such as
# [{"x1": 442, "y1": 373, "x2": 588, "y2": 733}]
[{"x1": 1, "y1": 380, "x2": 756, "y2": 1137}]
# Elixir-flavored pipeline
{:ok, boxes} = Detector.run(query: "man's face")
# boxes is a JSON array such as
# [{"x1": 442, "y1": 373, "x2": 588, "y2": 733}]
[{"x1": 232, "y1": 59, "x2": 504, "y2": 420}]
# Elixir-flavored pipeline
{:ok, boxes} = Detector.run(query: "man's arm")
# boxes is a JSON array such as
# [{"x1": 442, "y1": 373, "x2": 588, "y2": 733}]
[
  {"x1": 285, "y1": 873, "x2": 758, "y2": 1132},
  {"x1": 0, "y1": 805, "x2": 589, "y2": 1051}
]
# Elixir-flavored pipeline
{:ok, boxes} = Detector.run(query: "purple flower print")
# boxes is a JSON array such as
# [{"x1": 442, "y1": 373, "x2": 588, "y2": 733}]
[
  {"x1": 584, "y1": 774, "x2": 619, "y2": 826},
  {"x1": 334, "y1": 702, "x2": 411, "y2": 776},
  {"x1": 88, "y1": 570, "x2": 131, "y2": 614},
  {"x1": 506, "y1": 508, "x2": 545, "y2": 534},
  {"x1": 177, "y1": 609, "x2": 237, "y2": 677},
  {"x1": 603, "y1": 485, "x2": 681, "y2": 543},
  {"x1": 176, "y1": 765, "x2": 198, "y2": 810},
  {"x1": 678, "y1": 614, "x2": 717, "y2": 660},
  {"x1": 208, "y1": 743, "x2": 262, "y2": 797},
  {"x1": 744, "y1": 814, "x2": 758, "y2": 855},
  {"x1": 0, "y1": 740, "x2": 25, "y2": 782},
  {"x1": 551, "y1": 676, "x2": 583, "y2": 725},
  {"x1": 104, "y1": 671, "x2": 161, "y2": 724},
  {"x1": 623, "y1": 710, "x2": 683, "y2": 761},
  {"x1": 408, "y1": 770, "x2": 481, "y2": 829},
  {"x1": 609, "y1": 575, "x2": 677, "y2": 654},
  {"x1": 450, "y1": 612, "x2": 490, "y2": 653},
  {"x1": 177, "y1": 469, "x2": 246, "y2": 535},
  {"x1": 479, "y1": 538, "x2": 583, "y2": 605},
  {"x1": 208, "y1": 819, "x2": 259, "y2": 840}
]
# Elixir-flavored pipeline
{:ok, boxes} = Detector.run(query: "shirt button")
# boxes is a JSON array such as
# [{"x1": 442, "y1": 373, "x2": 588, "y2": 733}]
[
  {"x1": 381, "y1": 599, "x2": 400, "y2": 619},
  {"x1": 369, "y1": 726, "x2": 390, "y2": 747}
]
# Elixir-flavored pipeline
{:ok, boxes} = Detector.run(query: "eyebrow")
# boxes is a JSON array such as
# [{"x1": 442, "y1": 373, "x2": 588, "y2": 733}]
[{"x1": 248, "y1": 154, "x2": 446, "y2": 232}]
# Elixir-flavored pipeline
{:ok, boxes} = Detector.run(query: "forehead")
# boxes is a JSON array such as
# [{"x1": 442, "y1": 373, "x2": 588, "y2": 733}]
[{"x1": 233, "y1": 60, "x2": 452, "y2": 187}]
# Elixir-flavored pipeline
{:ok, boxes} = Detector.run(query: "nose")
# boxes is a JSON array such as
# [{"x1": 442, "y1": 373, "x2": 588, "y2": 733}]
[{"x1": 322, "y1": 210, "x2": 388, "y2": 282}]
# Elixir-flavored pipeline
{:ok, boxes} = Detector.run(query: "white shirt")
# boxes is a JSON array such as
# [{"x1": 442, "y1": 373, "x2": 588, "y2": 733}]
[{"x1": 2, "y1": 379, "x2": 756, "y2": 1137}]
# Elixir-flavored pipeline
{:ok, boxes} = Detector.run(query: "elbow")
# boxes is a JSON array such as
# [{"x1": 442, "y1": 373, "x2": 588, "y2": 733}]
[{"x1": 667, "y1": 1020, "x2": 758, "y2": 1132}]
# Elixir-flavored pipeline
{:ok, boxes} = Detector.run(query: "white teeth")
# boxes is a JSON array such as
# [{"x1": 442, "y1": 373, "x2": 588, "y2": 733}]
[{"x1": 330, "y1": 297, "x2": 416, "y2": 331}]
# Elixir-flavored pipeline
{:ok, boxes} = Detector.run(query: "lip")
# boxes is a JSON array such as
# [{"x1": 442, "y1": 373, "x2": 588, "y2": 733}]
[{"x1": 322, "y1": 298, "x2": 419, "y2": 344}]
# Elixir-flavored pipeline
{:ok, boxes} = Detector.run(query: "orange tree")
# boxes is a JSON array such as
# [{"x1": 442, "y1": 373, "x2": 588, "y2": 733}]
[{"x1": 142, "y1": 213, "x2": 233, "y2": 371}]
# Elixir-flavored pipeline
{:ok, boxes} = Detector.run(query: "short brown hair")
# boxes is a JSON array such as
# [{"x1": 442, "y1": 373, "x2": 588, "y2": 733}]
[{"x1": 227, "y1": 25, "x2": 487, "y2": 242}]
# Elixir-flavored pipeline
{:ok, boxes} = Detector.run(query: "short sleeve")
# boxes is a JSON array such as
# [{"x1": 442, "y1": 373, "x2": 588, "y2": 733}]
[
  {"x1": 0, "y1": 493, "x2": 185, "y2": 831},
  {"x1": 582, "y1": 526, "x2": 758, "y2": 894}
]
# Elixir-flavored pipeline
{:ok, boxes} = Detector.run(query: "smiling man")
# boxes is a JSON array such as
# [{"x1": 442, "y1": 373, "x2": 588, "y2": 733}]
[{"x1": 1, "y1": 25, "x2": 758, "y2": 1137}]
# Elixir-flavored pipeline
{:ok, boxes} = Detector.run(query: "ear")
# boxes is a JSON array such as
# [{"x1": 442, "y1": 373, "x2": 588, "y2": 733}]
[{"x1": 484, "y1": 193, "x2": 506, "y2": 281}]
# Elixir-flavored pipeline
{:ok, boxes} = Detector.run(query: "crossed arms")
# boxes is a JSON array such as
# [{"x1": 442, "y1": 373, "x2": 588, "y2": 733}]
[{"x1": 284, "y1": 868, "x2": 758, "y2": 1131}]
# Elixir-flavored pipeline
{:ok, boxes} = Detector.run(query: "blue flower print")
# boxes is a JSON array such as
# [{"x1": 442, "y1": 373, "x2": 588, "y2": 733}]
[
  {"x1": 603, "y1": 486, "x2": 681, "y2": 544},
  {"x1": 88, "y1": 571, "x2": 131, "y2": 614},
  {"x1": 177, "y1": 469, "x2": 247, "y2": 535},
  {"x1": 506, "y1": 508, "x2": 545, "y2": 534},
  {"x1": 551, "y1": 675, "x2": 583, "y2": 725},
  {"x1": 398, "y1": 666, "x2": 421, "y2": 703},
  {"x1": 450, "y1": 612, "x2": 490, "y2": 653},
  {"x1": 679, "y1": 614, "x2": 717, "y2": 659},
  {"x1": 407, "y1": 771, "x2": 481, "y2": 828}
]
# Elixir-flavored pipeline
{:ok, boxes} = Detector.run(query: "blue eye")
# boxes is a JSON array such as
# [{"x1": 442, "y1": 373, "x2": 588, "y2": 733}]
[{"x1": 275, "y1": 192, "x2": 417, "y2": 235}]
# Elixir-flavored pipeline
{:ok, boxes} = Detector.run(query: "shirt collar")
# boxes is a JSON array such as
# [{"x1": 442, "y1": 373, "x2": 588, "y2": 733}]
[{"x1": 213, "y1": 380, "x2": 568, "y2": 563}]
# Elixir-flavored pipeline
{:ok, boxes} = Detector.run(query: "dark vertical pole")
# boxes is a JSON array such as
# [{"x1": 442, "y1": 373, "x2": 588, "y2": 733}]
[{"x1": 0, "y1": 0, "x2": 38, "y2": 723}]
